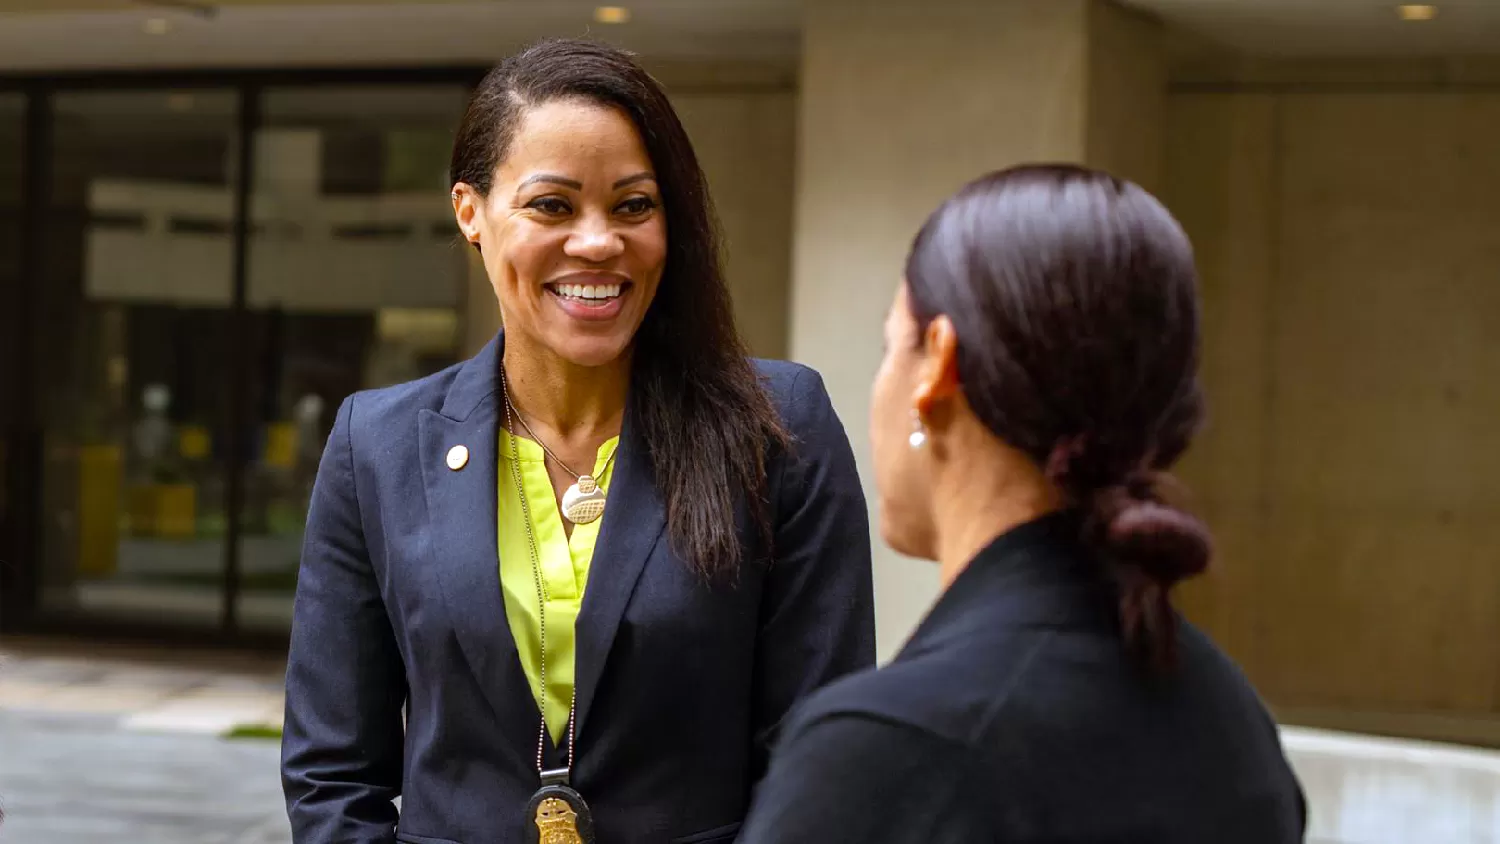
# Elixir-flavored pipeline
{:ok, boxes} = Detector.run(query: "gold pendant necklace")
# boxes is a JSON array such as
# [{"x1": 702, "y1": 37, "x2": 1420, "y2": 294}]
[
  {"x1": 501, "y1": 378, "x2": 617, "y2": 526},
  {"x1": 503, "y1": 377, "x2": 597, "y2": 844}
]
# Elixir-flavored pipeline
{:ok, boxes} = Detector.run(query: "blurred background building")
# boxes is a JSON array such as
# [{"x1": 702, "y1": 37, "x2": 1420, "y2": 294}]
[{"x1": 0, "y1": 0, "x2": 1498, "y2": 838}]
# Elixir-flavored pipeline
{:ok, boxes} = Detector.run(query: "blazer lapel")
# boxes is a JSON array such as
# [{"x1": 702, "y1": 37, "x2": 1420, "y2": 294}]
[
  {"x1": 419, "y1": 334, "x2": 532, "y2": 728},
  {"x1": 420, "y1": 331, "x2": 668, "y2": 751},
  {"x1": 572, "y1": 395, "x2": 666, "y2": 742}
]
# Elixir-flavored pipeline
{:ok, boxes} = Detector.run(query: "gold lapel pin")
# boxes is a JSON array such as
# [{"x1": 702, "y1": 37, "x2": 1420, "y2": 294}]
[{"x1": 446, "y1": 445, "x2": 469, "y2": 471}]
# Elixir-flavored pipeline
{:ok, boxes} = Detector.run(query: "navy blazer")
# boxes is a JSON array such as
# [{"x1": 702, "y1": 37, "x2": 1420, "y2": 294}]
[
  {"x1": 281, "y1": 333, "x2": 875, "y2": 844},
  {"x1": 740, "y1": 512, "x2": 1306, "y2": 843}
]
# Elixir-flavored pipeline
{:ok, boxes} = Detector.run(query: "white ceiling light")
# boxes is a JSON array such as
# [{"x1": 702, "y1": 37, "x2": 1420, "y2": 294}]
[{"x1": 1397, "y1": 4, "x2": 1438, "y2": 21}]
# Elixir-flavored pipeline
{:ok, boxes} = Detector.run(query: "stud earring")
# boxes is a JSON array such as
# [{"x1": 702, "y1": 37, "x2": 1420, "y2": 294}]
[
  {"x1": 908, "y1": 409, "x2": 928, "y2": 450},
  {"x1": 450, "y1": 191, "x2": 460, "y2": 200}
]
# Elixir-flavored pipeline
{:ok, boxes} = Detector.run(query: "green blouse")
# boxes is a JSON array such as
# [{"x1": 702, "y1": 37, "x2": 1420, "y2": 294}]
[{"x1": 496, "y1": 428, "x2": 619, "y2": 744}]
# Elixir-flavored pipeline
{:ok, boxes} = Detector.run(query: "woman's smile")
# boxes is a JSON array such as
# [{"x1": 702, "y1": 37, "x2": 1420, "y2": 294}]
[{"x1": 545, "y1": 273, "x2": 633, "y2": 322}]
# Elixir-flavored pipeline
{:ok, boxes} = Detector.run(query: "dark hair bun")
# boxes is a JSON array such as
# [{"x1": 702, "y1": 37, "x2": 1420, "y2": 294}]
[
  {"x1": 1099, "y1": 493, "x2": 1212, "y2": 587},
  {"x1": 1083, "y1": 483, "x2": 1212, "y2": 670}
]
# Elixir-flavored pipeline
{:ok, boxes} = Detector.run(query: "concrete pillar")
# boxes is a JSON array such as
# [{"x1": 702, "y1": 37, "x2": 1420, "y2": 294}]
[
  {"x1": 675, "y1": 91, "x2": 798, "y2": 360},
  {"x1": 791, "y1": 0, "x2": 1167, "y2": 659}
]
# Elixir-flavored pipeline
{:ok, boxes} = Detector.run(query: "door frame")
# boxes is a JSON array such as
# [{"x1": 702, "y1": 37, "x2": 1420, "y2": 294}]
[{"x1": 0, "y1": 65, "x2": 484, "y2": 650}]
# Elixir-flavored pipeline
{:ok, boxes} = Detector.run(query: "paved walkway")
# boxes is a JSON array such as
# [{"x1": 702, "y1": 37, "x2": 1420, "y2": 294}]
[
  {"x1": 11, "y1": 637, "x2": 1500, "y2": 842},
  {"x1": 0, "y1": 638, "x2": 290, "y2": 843},
  {"x1": 0, "y1": 638, "x2": 286, "y2": 731},
  {"x1": 0, "y1": 710, "x2": 289, "y2": 843}
]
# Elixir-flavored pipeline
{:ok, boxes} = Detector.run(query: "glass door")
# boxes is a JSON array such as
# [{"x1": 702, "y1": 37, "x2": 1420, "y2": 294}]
[
  {"x1": 35, "y1": 89, "x2": 241, "y2": 629},
  {"x1": 236, "y1": 85, "x2": 470, "y2": 631}
]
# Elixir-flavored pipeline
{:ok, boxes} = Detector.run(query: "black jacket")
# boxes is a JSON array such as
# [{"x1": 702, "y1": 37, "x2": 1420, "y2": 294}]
[
  {"x1": 281, "y1": 332, "x2": 876, "y2": 844},
  {"x1": 741, "y1": 512, "x2": 1305, "y2": 843}
]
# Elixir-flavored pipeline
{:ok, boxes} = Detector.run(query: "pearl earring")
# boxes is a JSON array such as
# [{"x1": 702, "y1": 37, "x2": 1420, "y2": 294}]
[{"x1": 908, "y1": 410, "x2": 928, "y2": 450}]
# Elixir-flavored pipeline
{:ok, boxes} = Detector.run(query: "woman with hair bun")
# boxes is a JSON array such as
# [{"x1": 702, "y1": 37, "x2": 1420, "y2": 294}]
[{"x1": 740, "y1": 163, "x2": 1306, "y2": 843}]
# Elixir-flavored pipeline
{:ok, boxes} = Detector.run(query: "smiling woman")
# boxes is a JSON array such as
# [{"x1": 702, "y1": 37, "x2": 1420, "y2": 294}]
[
  {"x1": 280, "y1": 37, "x2": 875, "y2": 844},
  {"x1": 454, "y1": 98, "x2": 667, "y2": 369}
]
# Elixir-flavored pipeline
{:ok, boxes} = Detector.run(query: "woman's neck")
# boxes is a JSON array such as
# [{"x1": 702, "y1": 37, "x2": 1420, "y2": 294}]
[
  {"x1": 501, "y1": 338, "x2": 630, "y2": 444},
  {"x1": 931, "y1": 435, "x2": 1064, "y2": 591}
]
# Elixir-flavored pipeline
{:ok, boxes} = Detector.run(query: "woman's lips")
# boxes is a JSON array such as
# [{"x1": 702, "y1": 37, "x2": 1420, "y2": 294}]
[{"x1": 545, "y1": 278, "x2": 631, "y2": 322}]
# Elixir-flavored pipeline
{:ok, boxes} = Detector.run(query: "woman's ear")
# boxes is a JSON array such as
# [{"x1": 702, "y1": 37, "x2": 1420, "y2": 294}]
[
  {"x1": 912, "y1": 314, "x2": 961, "y2": 419},
  {"x1": 451, "y1": 184, "x2": 482, "y2": 245}
]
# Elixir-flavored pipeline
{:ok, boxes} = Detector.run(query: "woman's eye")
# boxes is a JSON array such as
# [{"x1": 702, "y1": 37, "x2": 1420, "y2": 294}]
[
  {"x1": 618, "y1": 196, "x2": 657, "y2": 215},
  {"x1": 528, "y1": 197, "x2": 571, "y2": 215}
]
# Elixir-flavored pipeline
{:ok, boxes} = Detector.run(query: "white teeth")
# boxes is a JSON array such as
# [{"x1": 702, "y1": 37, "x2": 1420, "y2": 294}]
[{"x1": 555, "y1": 283, "x2": 622, "y2": 300}]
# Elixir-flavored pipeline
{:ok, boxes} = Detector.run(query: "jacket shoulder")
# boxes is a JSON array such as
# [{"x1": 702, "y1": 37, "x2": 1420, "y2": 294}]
[
  {"x1": 751, "y1": 358, "x2": 840, "y2": 437},
  {"x1": 341, "y1": 360, "x2": 465, "y2": 430}
]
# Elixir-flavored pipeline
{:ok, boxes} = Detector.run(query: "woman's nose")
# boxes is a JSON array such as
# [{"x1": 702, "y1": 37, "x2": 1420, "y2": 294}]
[{"x1": 564, "y1": 219, "x2": 625, "y2": 262}]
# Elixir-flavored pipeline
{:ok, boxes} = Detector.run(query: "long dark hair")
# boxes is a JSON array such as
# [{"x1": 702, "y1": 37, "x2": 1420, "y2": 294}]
[
  {"x1": 905, "y1": 163, "x2": 1211, "y2": 668},
  {"x1": 451, "y1": 38, "x2": 789, "y2": 577}
]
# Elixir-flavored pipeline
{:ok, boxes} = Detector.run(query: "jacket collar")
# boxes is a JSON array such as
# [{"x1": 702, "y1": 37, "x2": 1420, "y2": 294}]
[{"x1": 900, "y1": 510, "x2": 1107, "y2": 656}]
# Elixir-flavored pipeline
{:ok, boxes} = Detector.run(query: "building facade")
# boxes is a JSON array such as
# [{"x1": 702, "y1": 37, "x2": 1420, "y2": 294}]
[{"x1": 2, "y1": 0, "x2": 1499, "y2": 746}]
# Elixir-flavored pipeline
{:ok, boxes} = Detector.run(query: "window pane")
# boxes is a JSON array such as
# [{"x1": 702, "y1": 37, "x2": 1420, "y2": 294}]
[
  {"x1": 37, "y1": 90, "x2": 240, "y2": 628},
  {"x1": 238, "y1": 85, "x2": 470, "y2": 632}
]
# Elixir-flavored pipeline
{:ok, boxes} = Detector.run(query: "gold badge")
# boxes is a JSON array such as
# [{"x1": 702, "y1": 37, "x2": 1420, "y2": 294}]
[{"x1": 534, "y1": 796, "x2": 584, "y2": 844}]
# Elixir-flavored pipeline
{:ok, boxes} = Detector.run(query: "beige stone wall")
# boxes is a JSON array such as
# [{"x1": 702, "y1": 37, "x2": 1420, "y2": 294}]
[
  {"x1": 1086, "y1": 1, "x2": 1167, "y2": 192},
  {"x1": 1163, "y1": 91, "x2": 1282, "y2": 672},
  {"x1": 1167, "y1": 82, "x2": 1500, "y2": 731}
]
